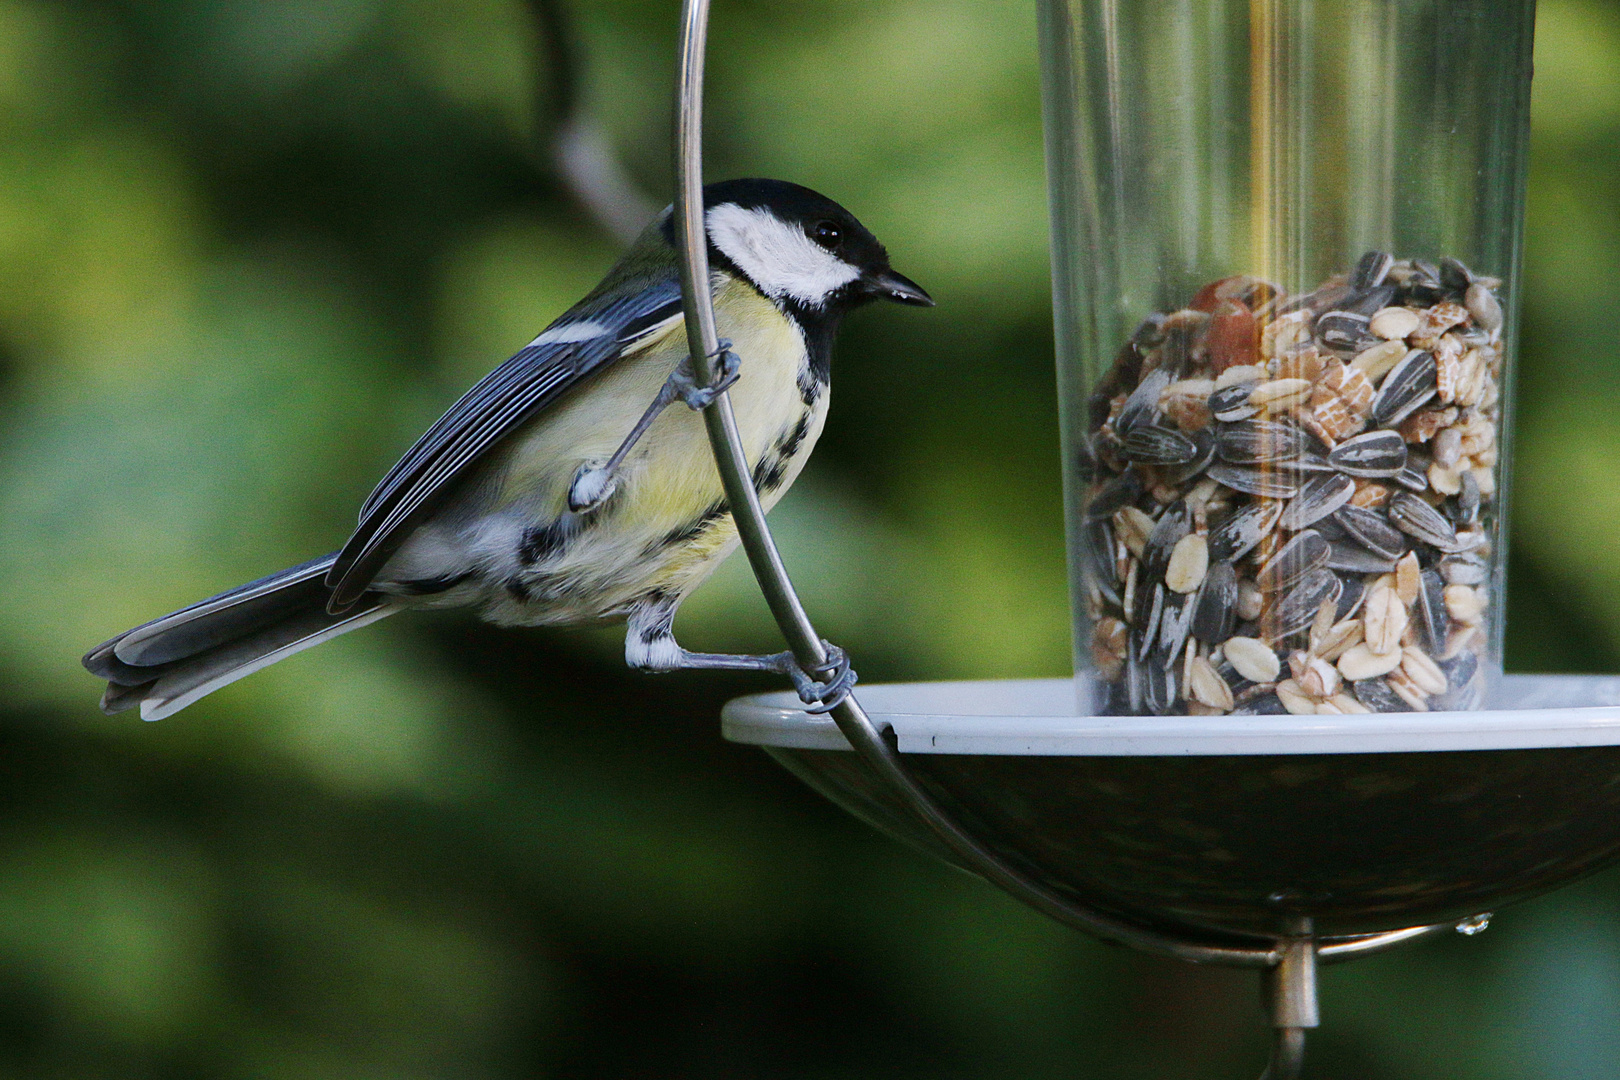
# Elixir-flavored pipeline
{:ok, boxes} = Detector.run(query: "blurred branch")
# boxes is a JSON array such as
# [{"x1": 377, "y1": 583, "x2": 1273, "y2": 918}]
[{"x1": 531, "y1": 0, "x2": 660, "y2": 245}]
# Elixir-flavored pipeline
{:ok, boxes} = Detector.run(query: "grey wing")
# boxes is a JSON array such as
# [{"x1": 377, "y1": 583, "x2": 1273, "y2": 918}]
[{"x1": 325, "y1": 279, "x2": 686, "y2": 609}]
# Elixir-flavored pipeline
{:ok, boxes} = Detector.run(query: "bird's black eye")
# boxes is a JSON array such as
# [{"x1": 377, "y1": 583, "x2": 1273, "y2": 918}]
[{"x1": 810, "y1": 221, "x2": 841, "y2": 251}]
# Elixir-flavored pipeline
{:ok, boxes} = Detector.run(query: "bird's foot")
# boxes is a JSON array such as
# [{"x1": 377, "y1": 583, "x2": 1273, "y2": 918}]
[
  {"x1": 629, "y1": 633, "x2": 857, "y2": 715},
  {"x1": 780, "y1": 642, "x2": 857, "y2": 714},
  {"x1": 672, "y1": 341, "x2": 740, "y2": 411}
]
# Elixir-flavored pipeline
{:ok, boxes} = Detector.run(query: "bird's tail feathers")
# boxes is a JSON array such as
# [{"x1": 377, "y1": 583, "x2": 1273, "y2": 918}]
[{"x1": 83, "y1": 553, "x2": 398, "y2": 721}]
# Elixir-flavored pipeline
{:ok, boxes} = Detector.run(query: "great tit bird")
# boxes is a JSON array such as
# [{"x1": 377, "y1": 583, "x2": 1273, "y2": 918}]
[{"x1": 83, "y1": 178, "x2": 932, "y2": 721}]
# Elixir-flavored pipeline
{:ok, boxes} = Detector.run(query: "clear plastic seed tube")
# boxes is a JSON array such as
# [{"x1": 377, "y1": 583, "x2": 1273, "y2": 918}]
[{"x1": 1038, "y1": 0, "x2": 1534, "y2": 715}]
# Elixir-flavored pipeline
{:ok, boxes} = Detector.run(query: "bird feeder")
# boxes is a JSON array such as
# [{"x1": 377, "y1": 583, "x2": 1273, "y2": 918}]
[{"x1": 666, "y1": 1, "x2": 1620, "y2": 1076}]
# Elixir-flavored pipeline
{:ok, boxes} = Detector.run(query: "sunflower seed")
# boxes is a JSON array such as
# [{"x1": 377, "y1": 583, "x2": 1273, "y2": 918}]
[
  {"x1": 1415, "y1": 568, "x2": 1449, "y2": 653},
  {"x1": 1329, "y1": 430, "x2": 1408, "y2": 477},
  {"x1": 1370, "y1": 349, "x2": 1438, "y2": 426},
  {"x1": 1258, "y1": 530, "x2": 1331, "y2": 592},
  {"x1": 1162, "y1": 426, "x2": 1217, "y2": 485},
  {"x1": 1081, "y1": 516, "x2": 1120, "y2": 605},
  {"x1": 1118, "y1": 368, "x2": 1171, "y2": 433},
  {"x1": 1439, "y1": 649, "x2": 1479, "y2": 692},
  {"x1": 1325, "y1": 543, "x2": 1397, "y2": 574},
  {"x1": 1335, "y1": 576, "x2": 1367, "y2": 621},
  {"x1": 1143, "y1": 500, "x2": 1191, "y2": 580},
  {"x1": 1266, "y1": 568, "x2": 1342, "y2": 638},
  {"x1": 1144, "y1": 657, "x2": 1177, "y2": 715},
  {"x1": 1206, "y1": 500, "x2": 1282, "y2": 562},
  {"x1": 1122, "y1": 425, "x2": 1198, "y2": 465},
  {"x1": 1217, "y1": 420, "x2": 1307, "y2": 464},
  {"x1": 1208, "y1": 463, "x2": 1302, "y2": 499},
  {"x1": 1333, "y1": 504, "x2": 1406, "y2": 559},
  {"x1": 1124, "y1": 647, "x2": 1146, "y2": 712},
  {"x1": 1137, "y1": 584, "x2": 1165, "y2": 660},
  {"x1": 1233, "y1": 692, "x2": 1288, "y2": 715},
  {"x1": 1280, "y1": 473, "x2": 1356, "y2": 530},
  {"x1": 1388, "y1": 491, "x2": 1461, "y2": 551},
  {"x1": 1440, "y1": 552, "x2": 1489, "y2": 586},
  {"x1": 1352, "y1": 250, "x2": 1394, "y2": 290},
  {"x1": 1210, "y1": 382, "x2": 1260, "y2": 422},
  {"x1": 1088, "y1": 468, "x2": 1144, "y2": 519},
  {"x1": 1342, "y1": 284, "x2": 1397, "y2": 316},
  {"x1": 1317, "y1": 311, "x2": 1375, "y2": 353},
  {"x1": 1353, "y1": 677, "x2": 1411, "y2": 713},
  {"x1": 1191, "y1": 562, "x2": 1238, "y2": 642},
  {"x1": 1157, "y1": 592, "x2": 1195, "y2": 662},
  {"x1": 1439, "y1": 257, "x2": 1474, "y2": 295}
]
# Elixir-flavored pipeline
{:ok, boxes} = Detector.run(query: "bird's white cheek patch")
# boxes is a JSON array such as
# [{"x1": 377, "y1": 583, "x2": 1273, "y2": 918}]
[{"x1": 706, "y1": 203, "x2": 861, "y2": 307}]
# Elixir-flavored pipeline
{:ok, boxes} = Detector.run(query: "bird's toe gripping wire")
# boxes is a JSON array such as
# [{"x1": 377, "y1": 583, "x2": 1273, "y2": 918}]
[
  {"x1": 784, "y1": 641, "x2": 857, "y2": 714},
  {"x1": 671, "y1": 339, "x2": 740, "y2": 411}
]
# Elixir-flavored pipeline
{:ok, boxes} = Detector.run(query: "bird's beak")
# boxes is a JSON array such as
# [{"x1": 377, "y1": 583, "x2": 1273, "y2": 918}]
[{"x1": 864, "y1": 269, "x2": 935, "y2": 307}]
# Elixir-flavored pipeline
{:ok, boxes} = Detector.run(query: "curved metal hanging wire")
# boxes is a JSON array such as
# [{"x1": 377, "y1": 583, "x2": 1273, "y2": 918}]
[{"x1": 665, "y1": 0, "x2": 1458, "y2": 974}]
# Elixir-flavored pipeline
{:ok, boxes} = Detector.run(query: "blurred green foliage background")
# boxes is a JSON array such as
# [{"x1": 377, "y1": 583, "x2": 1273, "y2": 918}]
[{"x1": 0, "y1": 0, "x2": 1617, "y2": 1076}]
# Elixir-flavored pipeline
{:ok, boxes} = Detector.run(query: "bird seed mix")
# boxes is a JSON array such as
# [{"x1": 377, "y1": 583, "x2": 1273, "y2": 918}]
[{"x1": 1079, "y1": 252, "x2": 1501, "y2": 715}]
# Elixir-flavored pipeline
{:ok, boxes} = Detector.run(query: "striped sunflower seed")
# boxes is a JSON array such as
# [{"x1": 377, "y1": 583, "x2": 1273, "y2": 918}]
[
  {"x1": 1258, "y1": 530, "x2": 1331, "y2": 593},
  {"x1": 1118, "y1": 368, "x2": 1171, "y2": 434},
  {"x1": 1388, "y1": 492, "x2": 1462, "y2": 552},
  {"x1": 1157, "y1": 592, "x2": 1195, "y2": 663},
  {"x1": 1216, "y1": 420, "x2": 1307, "y2": 464},
  {"x1": 1191, "y1": 562, "x2": 1238, "y2": 642},
  {"x1": 1352, "y1": 250, "x2": 1394, "y2": 290},
  {"x1": 1317, "y1": 311, "x2": 1375, "y2": 354},
  {"x1": 1207, "y1": 462, "x2": 1302, "y2": 499},
  {"x1": 1208, "y1": 500, "x2": 1285, "y2": 562},
  {"x1": 1265, "y1": 567, "x2": 1342, "y2": 639},
  {"x1": 1123, "y1": 425, "x2": 1198, "y2": 465},
  {"x1": 1333, "y1": 504, "x2": 1406, "y2": 559},
  {"x1": 1209, "y1": 381, "x2": 1260, "y2": 422},
  {"x1": 1325, "y1": 543, "x2": 1396, "y2": 574},
  {"x1": 1353, "y1": 677, "x2": 1410, "y2": 713},
  {"x1": 1329, "y1": 430, "x2": 1408, "y2": 478},
  {"x1": 1414, "y1": 568, "x2": 1449, "y2": 653},
  {"x1": 1143, "y1": 500, "x2": 1192, "y2": 580},
  {"x1": 1370, "y1": 349, "x2": 1438, "y2": 426},
  {"x1": 1137, "y1": 584, "x2": 1165, "y2": 661},
  {"x1": 1280, "y1": 473, "x2": 1356, "y2": 530}
]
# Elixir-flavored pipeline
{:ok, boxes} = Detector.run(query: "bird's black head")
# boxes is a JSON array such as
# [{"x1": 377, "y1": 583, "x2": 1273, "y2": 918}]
[{"x1": 694, "y1": 178, "x2": 934, "y2": 325}]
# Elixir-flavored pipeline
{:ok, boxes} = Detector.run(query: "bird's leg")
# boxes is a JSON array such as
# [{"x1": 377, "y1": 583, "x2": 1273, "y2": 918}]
[
  {"x1": 624, "y1": 595, "x2": 857, "y2": 713},
  {"x1": 568, "y1": 341, "x2": 742, "y2": 512}
]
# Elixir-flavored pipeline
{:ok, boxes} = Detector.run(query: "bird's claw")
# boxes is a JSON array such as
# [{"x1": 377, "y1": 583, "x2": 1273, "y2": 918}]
[
  {"x1": 786, "y1": 642, "x2": 857, "y2": 714},
  {"x1": 674, "y1": 341, "x2": 741, "y2": 411}
]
